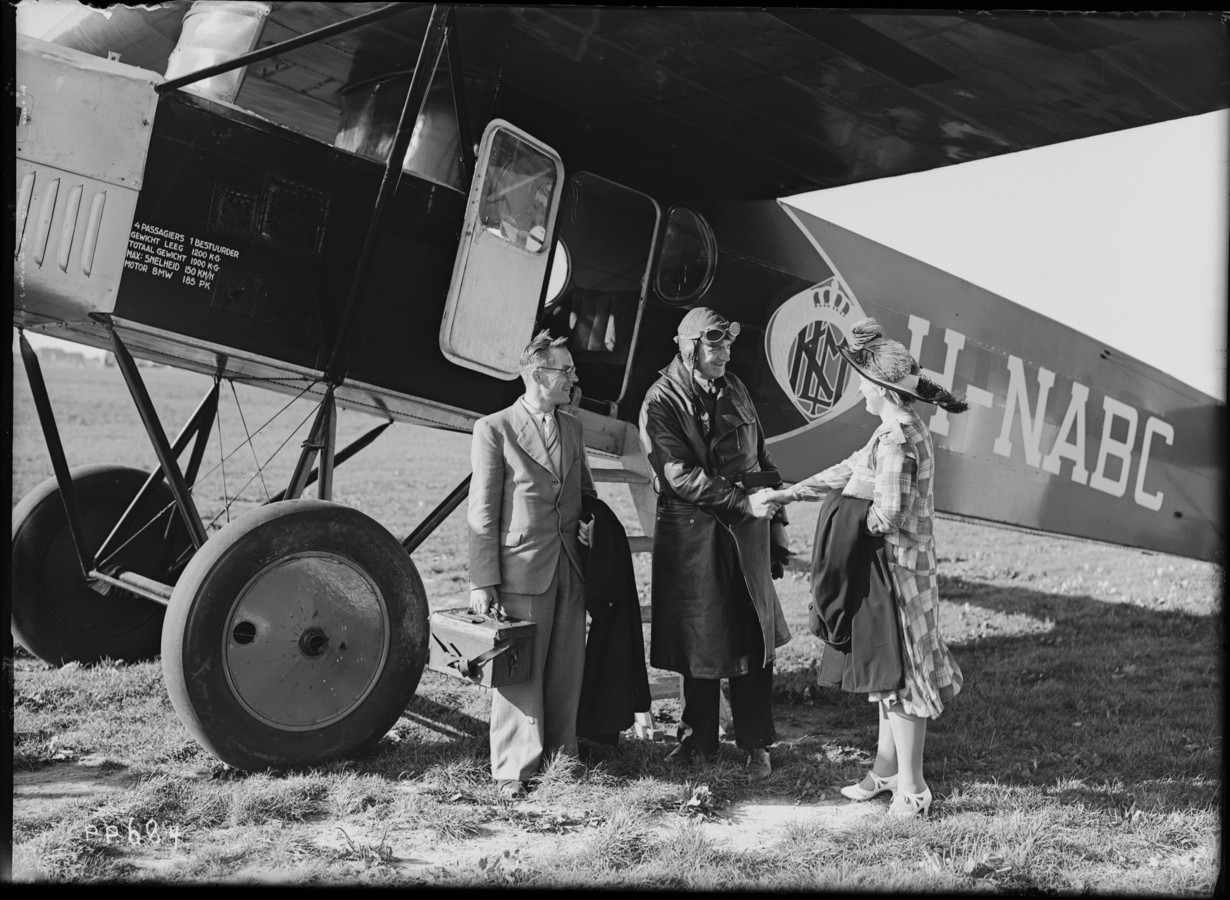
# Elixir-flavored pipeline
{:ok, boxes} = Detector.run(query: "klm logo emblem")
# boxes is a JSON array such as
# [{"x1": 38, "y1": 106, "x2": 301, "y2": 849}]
[
  {"x1": 765, "y1": 277, "x2": 866, "y2": 426},
  {"x1": 786, "y1": 319, "x2": 853, "y2": 416}
]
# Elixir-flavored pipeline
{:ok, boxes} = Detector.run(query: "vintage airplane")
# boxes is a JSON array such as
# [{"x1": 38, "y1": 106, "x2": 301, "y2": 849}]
[{"x1": 13, "y1": 3, "x2": 1226, "y2": 770}]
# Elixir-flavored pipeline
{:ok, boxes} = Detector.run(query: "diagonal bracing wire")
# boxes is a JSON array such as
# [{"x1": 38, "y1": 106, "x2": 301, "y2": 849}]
[
  {"x1": 92, "y1": 378, "x2": 321, "y2": 570},
  {"x1": 201, "y1": 400, "x2": 319, "y2": 531},
  {"x1": 230, "y1": 380, "x2": 272, "y2": 504},
  {"x1": 186, "y1": 379, "x2": 319, "y2": 498}
]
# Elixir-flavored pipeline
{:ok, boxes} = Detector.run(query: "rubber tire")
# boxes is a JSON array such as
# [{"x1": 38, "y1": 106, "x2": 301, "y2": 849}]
[
  {"x1": 11, "y1": 464, "x2": 183, "y2": 665},
  {"x1": 161, "y1": 499, "x2": 429, "y2": 770}
]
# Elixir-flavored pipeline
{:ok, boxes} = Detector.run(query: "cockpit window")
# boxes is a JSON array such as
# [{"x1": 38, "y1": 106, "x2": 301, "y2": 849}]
[
  {"x1": 654, "y1": 206, "x2": 717, "y2": 304},
  {"x1": 478, "y1": 132, "x2": 557, "y2": 253}
]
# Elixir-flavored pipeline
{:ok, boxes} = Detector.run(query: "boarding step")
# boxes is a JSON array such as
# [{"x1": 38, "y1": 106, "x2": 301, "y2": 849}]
[
  {"x1": 588, "y1": 465, "x2": 653, "y2": 554},
  {"x1": 590, "y1": 466, "x2": 651, "y2": 485}
]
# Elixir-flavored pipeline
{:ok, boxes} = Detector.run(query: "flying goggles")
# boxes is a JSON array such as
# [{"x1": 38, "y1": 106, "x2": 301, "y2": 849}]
[{"x1": 688, "y1": 321, "x2": 741, "y2": 345}]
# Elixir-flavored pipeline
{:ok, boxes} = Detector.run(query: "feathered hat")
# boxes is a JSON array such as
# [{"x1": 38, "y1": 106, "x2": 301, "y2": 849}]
[{"x1": 840, "y1": 318, "x2": 969, "y2": 413}]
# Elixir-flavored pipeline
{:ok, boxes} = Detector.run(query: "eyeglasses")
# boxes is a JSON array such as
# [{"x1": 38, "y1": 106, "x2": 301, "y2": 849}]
[
  {"x1": 695, "y1": 321, "x2": 741, "y2": 346},
  {"x1": 537, "y1": 365, "x2": 577, "y2": 378}
]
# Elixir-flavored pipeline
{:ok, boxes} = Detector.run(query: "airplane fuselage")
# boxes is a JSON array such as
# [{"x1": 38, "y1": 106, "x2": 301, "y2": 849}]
[{"x1": 13, "y1": 34, "x2": 1223, "y2": 561}]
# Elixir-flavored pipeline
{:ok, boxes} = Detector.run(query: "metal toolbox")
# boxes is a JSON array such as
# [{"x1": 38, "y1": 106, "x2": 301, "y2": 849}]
[{"x1": 427, "y1": 608, "x2": 536, "y2": 687}]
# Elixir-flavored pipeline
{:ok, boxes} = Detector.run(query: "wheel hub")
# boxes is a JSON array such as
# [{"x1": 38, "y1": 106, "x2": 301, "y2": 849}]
[
  {"x1": 297, "y1": 626, "x2": 329, "y2": 659},
  {"x1": 222, "y1": 552, "x2": 390, "y2": 730}
]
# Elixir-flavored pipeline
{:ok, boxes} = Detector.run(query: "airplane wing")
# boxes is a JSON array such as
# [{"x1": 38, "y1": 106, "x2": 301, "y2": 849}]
[{"x1": 47, "y1": 5, "x2": 1229, "y2": 199}]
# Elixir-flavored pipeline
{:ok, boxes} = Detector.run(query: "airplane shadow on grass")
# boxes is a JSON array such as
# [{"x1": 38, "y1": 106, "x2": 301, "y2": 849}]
[
  {"x1": 401, "y1": 689, "x2": 489, "y2": 741},
  {"x1": 899, "y1": 576, "x2": 1220, "y2": 812}
]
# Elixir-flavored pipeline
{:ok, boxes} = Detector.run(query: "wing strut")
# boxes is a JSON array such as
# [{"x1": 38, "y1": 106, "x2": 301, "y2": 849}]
[
  {"x1": 18, "y1": 330, "x2": 225, "y2": 603},
  {"x1": 324, "y1": 4, "x2": 454, "y2": 384},
  {"x1": 267, "y1": 420, "x2": 394, "y2": 504},
  {"x1": 94, "y1": 375, "x2": 221, "y2": 570},
  {"x1": 284, "y1": 385, "x2": 337, "y2": 501},
  {"x1": 17, "y1": 331, "x2": 93, "y2": 578},
  {"x1": 444, "y1": 6, "x2": 476, "y2": 185},
  {"x1": 98, "y1": 316, "x2": 209, "y2": 550},
  {"x1": 403, "y1": 475, "x2": 471, "y2": 554}
]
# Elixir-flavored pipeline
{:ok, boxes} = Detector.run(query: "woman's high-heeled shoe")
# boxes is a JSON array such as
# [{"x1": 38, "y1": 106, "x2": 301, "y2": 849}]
[
  {"x1": 888, "y1": 785, "x2": 932, "y2": 818},
  {"x1": 840, "y1": 770, "x2": 897, "y2": 801}
]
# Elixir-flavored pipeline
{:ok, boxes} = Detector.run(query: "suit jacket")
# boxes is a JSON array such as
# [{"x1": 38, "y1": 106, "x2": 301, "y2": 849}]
[
  {"x1": 468, "y1": 398, "x2": 596, "y2": 595},
  {"x1": 577, "y1": 495, "x2": 651, "y2": 738}
]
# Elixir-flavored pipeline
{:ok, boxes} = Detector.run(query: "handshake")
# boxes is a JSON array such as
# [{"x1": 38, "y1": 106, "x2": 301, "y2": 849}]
[
  {"x1": 735, "y1": 472, "x2": 813, "y2": 580},
  {"x1": 746, "y1": 482, "x2": 823, "y2": 519}
]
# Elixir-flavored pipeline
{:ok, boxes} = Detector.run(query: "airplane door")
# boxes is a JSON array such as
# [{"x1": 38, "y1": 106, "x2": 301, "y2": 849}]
[{"x1": 439, "y1": 120, "x2": 564, "y2": 379}]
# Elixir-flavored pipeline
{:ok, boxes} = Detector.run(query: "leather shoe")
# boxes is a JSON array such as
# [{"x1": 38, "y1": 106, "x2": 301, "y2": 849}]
[
  {"x1": 665, "y1": 743, "x2": 706, "y2": 766},
  {"x1": 746, "y1": 748, "x2": 771, "y2": 780},
  {"x1": 888, "y1": 785, "x2": 932, "y2": 818},
  {"x1": 840, "y1": 770, "x2": 897, "y2": 801},
  {"x1": 497, "y1": 779, "x2": 526, "y2": 800}
]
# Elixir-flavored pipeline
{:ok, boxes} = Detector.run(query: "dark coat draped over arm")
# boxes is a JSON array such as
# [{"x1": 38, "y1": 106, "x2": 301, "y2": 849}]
[
  {"x1": 577, "y1": 495, "x2": 651, "y2": 738},
  {"x1": 811, "y1": 492, "x2": 904, "y2": 694}
]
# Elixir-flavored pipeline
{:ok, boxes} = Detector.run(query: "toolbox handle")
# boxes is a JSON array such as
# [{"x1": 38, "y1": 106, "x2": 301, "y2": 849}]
[
  {"x1": 430, "y1": 632, "x2": 517, "y2": 680},
  {"x1": 460, "y1": 642, "x2": 512, "y2": 678}
]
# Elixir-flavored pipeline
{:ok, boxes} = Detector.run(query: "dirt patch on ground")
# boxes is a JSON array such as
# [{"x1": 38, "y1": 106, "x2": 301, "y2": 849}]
[{"x1": 14, "y1": 758, "x2": 144, "y2": 819}]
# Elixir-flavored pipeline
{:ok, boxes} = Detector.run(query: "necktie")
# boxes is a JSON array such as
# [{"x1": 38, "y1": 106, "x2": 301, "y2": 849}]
[{"x1": 542, "y1": 413, "x2": 560, "y2": 471}]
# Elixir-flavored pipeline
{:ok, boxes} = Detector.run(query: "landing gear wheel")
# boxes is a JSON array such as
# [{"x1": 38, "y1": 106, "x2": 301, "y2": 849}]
[
  {"x1": 161, "y1": 500, "x2": 430, "y2": 770},
  {"x1": 11, "y1": 464, "x2": 186, "y2": 665}
]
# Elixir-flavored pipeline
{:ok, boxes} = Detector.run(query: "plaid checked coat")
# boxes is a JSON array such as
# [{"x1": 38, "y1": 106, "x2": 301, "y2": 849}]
[{"x1": 800, "y1": 411, "x2": 962, "y2": 718}]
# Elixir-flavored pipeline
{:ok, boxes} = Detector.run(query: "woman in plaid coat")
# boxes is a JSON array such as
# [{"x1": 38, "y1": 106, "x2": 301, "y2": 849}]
[{"x1": 767, "y1": 317, "x2": 967, "y2": 818}]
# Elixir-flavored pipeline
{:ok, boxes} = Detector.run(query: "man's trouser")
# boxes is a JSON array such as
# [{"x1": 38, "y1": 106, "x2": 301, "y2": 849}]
[{"x1": 489, "y1": 555, "x2": 585, "y2": 781}]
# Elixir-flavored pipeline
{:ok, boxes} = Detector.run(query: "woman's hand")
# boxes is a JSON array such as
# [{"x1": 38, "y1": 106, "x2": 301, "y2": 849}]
[
  {"x1": 790, "y1": 483, "x2": 825, "y2": 502},
  {"x1": 760, "y1": 483, "x2": 825, "y2": 505},
  {"x1": 756, "y1": 488, "x2": 787, "y2": 506}
]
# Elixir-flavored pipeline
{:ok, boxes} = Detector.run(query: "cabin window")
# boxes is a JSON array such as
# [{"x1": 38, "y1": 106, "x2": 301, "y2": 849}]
[
  {"x1": 335, "y1": 72, "x2": 466, "y2": 192},
  {"x1": 545, "y1": 239, "x2": 571, "y2": 305},
  {"x1": 478, "y1": 132, "x2": 557, "y2": 253},
  {"x1": 654, "y1": 206, "x2": 717, "y2": 305}
]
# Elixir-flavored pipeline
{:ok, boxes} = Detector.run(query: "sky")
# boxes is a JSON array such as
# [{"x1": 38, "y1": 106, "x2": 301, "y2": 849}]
[
  {"x1": 16, "y1": 2, "x2": 1228, "y2": 401},
  {"x1": 787, "y1": 110, "x2": 1228, "y2": 402}
]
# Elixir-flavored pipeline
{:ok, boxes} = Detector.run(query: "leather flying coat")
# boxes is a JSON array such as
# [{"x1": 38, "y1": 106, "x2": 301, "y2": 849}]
[{"x1": 638, "y1": 355, "x2": 790, "y2": 679}]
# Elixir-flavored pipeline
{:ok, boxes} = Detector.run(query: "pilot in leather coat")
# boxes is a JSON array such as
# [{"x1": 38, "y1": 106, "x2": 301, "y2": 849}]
[{"x1": 639, "y1": 353, "x2": 791, "y2": 682}]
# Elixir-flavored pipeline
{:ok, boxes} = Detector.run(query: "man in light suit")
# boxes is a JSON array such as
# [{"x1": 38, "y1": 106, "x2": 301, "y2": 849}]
[{"x1": 468, "y1": 330, "x2": 596, "y2": 799}]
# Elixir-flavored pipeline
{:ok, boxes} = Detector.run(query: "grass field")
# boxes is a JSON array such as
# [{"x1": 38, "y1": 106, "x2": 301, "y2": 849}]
[{"x1": 9, "y1": 361, "x2": 1224, "y2": 890}]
